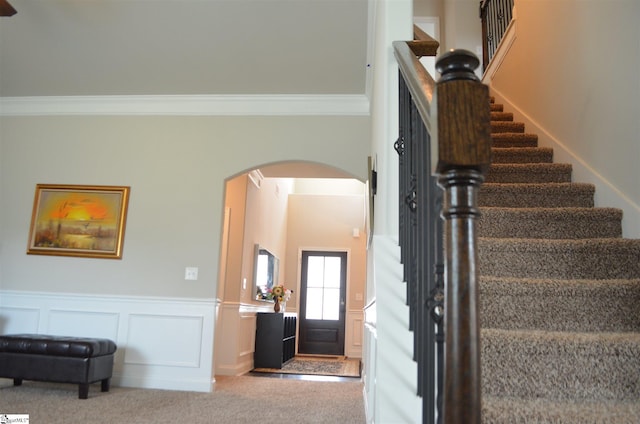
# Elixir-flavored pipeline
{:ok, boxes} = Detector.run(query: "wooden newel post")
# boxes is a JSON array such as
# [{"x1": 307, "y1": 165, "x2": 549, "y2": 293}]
[{"x1": 435, "y1": 49, "x2": 491, "y2": 423}]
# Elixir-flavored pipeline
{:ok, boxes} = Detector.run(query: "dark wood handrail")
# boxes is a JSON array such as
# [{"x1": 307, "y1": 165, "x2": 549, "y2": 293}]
[
  {"x1": 392, "y1": 40, "x2": 436, "y2": 130},
  {"x1": 410, "y1": 25, "x2": 440, "y2": 57}
]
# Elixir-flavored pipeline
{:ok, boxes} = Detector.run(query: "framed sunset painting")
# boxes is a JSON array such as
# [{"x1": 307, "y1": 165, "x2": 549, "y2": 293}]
[{"x1": 27, "y1": 184, "x2": 130, "y2": 259}]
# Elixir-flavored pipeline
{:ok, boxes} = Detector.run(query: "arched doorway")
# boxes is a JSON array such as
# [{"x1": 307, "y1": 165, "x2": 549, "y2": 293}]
[{"x1": 214, "y1": 161, "x2": 368, "y2": 377}]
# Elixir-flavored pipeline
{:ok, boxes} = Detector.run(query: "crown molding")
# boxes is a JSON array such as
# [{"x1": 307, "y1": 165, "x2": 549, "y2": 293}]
[{"x1": 0, "y1": 94, "x2": 370, "y2": 117}]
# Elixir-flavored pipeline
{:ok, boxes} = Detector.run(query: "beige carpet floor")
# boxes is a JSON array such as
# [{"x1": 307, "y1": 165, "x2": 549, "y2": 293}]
[{"x1": 0, "y1": 375, "x2": 366, "y2": 423}]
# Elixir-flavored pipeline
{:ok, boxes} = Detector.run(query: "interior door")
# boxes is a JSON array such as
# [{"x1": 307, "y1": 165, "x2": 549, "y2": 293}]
[{"x1": 298, "y1": 250, "x2": 347, "y2": 355}]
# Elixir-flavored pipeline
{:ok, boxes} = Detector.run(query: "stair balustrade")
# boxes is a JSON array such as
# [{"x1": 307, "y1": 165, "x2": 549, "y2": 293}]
[
  {"x1": 480, "y1": 0, "x2": 515, "y2": 71},
  {"x1": 394, "y1": 33, "x2": 491, "y2": 423}
]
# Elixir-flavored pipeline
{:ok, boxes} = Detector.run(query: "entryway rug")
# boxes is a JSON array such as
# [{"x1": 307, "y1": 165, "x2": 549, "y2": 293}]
[{"x1": 252, "y1": 356, "x2": 361, "y2": 378}]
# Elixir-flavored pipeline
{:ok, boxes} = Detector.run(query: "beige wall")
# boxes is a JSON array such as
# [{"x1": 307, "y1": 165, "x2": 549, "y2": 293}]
[
  {"x1": 414, "y1": 0, "x2": 481, "y2": 67},
  {"x1": 442, "y1": 0, "x2": 483, "y2": 76},
  {"x1": 286, "y1": 193, "x2": 367, "y2": 312},
  {"x1": 220, "y1": 175, "x2": 248, "y2": 303},
  {"x1": 0, "y1": 115, "x2": 370, "y2": 298},
  {"x1": 215, "y1": 174, "x2": 292, "y2": 375},
  {"x1": 414, "y1": 0, "x2": 443, "y2": 19},
  {"x1": 241, "y1": 176, "x2": 292, "y2": 305}
]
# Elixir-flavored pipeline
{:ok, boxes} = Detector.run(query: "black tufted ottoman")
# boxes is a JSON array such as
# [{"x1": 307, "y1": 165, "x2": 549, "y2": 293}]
[{"x1": 0, "y1": 333, "x2": 117, "y2": 399}]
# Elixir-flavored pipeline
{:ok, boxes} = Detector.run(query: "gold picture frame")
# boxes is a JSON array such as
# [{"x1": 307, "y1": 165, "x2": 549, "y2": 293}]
[{"x1": 27, "y1": 184, "x2": 130, "y2": 259}]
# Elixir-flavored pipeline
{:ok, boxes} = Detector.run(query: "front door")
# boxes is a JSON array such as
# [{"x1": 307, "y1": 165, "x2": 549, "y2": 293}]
[{"x1": 298, "y1": 250, "x2": 347, "y2": 355}]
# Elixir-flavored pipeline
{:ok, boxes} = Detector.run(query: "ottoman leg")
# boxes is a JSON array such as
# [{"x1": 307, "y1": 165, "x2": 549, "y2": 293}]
[
  {"x1": 101, "y1": 378, "x2": 111, "y2": 392},
  {"x1": 79, "y1": 383, "x2": 89, "y2": 399},
  {"x1": 13, "y1": 378, "x2": 22, "y2": 386}
]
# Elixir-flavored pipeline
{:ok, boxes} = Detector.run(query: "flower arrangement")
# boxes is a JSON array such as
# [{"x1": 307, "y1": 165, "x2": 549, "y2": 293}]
[{"x1": 267, "y1": 284, "x2": 292, "y2": 303}]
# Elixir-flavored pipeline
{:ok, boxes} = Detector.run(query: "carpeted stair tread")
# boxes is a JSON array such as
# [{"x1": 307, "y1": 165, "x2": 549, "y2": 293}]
[
  {"x1": 486, "y1": 163, "x2": 572, "y2": 183},
  {"x1": 478, "y1": 207, "x2": 623, "y2": 239},
  {"x1": 478, "y1": 238, "x2": 640, "y2": 279},
  {"x1": 491, "y1": 132, "x2": 538, "y2": 148},
  {"x1": 491, "y1": 121, "x2": 525, "y2": 133},
  {"x1": 480, "y1": 276, "x2": 640, "y2": 332},
  {"x1": 482, "y1": 396, "x2": 640, "y2": 424},
  {"x1": 480, "y1": 183, "x2": 595, "y2": 208},
  {"x1": 491, "y1": 147, "x2": 553, "y2": 164},
  {"x1": 481, "y1": 328, "x2": 640, "y2": 401},
  {"x1": 490, "y1": 112, "x2": 513, "y2": 121},
  {"x1": 479, "y1": 100, "x2": 640, "y2": 421}
]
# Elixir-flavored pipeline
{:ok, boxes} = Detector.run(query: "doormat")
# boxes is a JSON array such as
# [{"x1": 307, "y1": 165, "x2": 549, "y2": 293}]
[{"x1": 252, "y1": 356, "x2": 361, "y2": 378}]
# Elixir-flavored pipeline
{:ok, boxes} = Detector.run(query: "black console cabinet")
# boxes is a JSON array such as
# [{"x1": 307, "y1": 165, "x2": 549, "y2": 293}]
[{"x1": 254, "y1": 312, "x2": 297, "y2": 369}]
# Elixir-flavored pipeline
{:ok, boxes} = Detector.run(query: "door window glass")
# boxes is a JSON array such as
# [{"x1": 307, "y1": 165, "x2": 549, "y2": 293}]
[{"x1": 304, "y1": 256, "x2": 341, "y2": 320}]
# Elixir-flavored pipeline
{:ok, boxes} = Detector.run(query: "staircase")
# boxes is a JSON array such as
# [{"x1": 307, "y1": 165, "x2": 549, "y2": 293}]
[{"x1": 478, "y1": 99, "x2": 640, "y2": 422}]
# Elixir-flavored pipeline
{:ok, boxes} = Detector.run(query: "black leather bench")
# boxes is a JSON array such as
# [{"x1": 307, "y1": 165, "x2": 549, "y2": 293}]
[{"x1": 0, "y1": 333, "x2": 117, "y2": 399}]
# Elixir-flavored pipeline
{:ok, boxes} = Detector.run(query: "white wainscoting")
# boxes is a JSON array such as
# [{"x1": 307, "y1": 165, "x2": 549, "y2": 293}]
[
  {"x1": 0, "y1": 290, "x2": 217, "y2": 392},
  {"x1": 214, "y1": 301, "x2": 265, "y2": 376},
  {"x1": 346, "y1": 309, "x2": 364, "y2": 358}
]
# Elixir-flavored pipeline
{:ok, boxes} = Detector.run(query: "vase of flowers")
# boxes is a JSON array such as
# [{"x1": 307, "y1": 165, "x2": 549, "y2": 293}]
[
  {"x1": 267, "y1": 284, "x2": 292, "y2": 313},
  {"x1": 273, "y1": 296, "x2": 281, "y2": 313}
]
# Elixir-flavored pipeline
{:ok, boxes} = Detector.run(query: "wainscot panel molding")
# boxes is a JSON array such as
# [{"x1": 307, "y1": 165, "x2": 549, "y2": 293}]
[
  {"x1": 346, "y1": 309, "x2": 365, "y2": 358},
  {"x1": 125, "y1": 314, "x2": 204, "y2": 368},
  {"x1": 363, "y1": 323, "x2": 377, "y2": 423},
  {"x1": 0, "y1": 94, "x2": 370, "y2": 117},
  {"x1": 48, "y1": 309, "x2": 120, "y2": 340},
  {"x1": 0, "y1": 306, "x2": 40, "y2": 334},
  {"x1": 0, "y1": 290, "x2": 216, "y2": 392}
]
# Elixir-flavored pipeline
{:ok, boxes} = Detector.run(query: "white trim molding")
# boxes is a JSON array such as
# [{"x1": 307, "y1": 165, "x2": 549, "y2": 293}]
[{"x1": 0, "y1": 94, "x2": 370, "y2": 117}]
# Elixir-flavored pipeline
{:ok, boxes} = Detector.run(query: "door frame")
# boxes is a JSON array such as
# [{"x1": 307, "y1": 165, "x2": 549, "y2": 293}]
[{"x1": 296, "y1": 247, "x2": 351, "y2": 356}]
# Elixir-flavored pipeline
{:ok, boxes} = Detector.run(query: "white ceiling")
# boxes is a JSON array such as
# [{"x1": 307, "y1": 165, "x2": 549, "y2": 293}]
[{"x1": 0, "y1": 0, "x2": 370, "y2": 97}]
